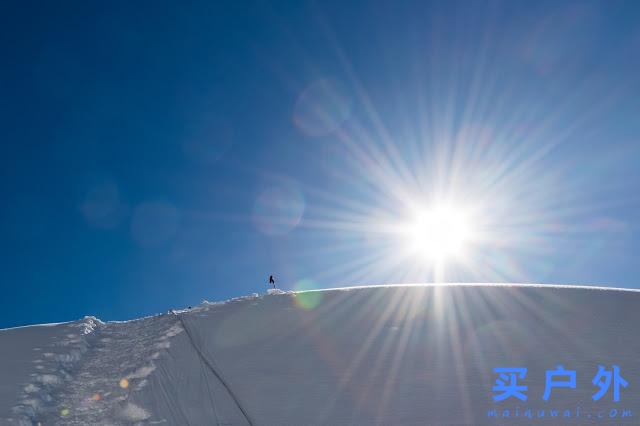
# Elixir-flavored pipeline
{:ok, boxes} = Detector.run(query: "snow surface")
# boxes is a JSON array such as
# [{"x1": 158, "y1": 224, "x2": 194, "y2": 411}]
[{"x1": 1, "y1": 284, "x2": 640, "y2": 425}]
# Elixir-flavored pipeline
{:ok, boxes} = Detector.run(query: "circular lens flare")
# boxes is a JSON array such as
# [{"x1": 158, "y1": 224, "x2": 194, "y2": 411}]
[
  {"x1": 293, "y1": 279, "x2": 323, "y2": 310},
  {"x1": 253, "y1": 183, "x2": 305, "y2": 236}
]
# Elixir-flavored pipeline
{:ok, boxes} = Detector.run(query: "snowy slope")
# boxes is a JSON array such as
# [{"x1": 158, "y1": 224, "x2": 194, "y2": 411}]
[{"x1": 2, "y1": 284, "x2": 640, "y2": 425}]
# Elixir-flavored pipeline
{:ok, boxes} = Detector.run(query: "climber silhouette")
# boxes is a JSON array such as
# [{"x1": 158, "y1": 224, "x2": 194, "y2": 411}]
[{"x1": 269, "y1": 275, "x2": 275, "y2": 289}]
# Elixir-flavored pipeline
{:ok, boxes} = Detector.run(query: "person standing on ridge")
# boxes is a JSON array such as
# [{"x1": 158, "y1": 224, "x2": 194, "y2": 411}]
[{"x1": 269, "y1": 275, "x2": 275, "y2": 289}]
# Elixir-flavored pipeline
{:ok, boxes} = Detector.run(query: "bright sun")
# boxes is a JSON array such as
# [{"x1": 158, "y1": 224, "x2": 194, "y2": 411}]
[{"x1": 403, "y1": 204, "x2": 473, "y2": 261}]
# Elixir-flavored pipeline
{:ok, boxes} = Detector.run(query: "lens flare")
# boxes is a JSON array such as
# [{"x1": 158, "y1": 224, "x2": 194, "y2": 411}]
[
  {"x1": 293, "y1": 78, "x2": 352, "y2": 137},
  {"x1": 293, "y1": 280, "x2": 323, "y2": 310},
  {"x1": 253, "y1": 183, "x2": 305, "y2": 236}
]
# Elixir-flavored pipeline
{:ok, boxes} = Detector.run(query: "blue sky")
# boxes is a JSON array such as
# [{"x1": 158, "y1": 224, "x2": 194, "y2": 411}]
[{"x1": 1, "y1": 0, "x2": 639, "y2": 327}]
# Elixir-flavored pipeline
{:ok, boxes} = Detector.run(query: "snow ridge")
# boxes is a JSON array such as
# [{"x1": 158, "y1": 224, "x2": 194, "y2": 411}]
[
  {"x1": 6, "y1": 285, "x2": 640, "y2": 425},
  {"x1": 9, "y1": 313, "x2": 186, "y2": 425},
  {"x1": 176, "y1": 312, "x2": 255, "y2": 426},
  {"x1": 12, "y1": 316, "x2": 103, "y2": 424}
]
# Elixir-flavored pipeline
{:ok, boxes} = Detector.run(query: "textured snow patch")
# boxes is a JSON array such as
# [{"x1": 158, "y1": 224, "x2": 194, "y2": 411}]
[
  {"x1": 10, "y1": 314, "x2": 184, "y2": 424},
  {"x1": 23, "y1": 384, "x2": 39, "y2": 394},
  {"x1": 37, "y1": 374, "x2": 61, "y2": 385},
  {"x1": 12, "y1": 401, "x2": 38, "y2": 419},
  {"x1": 163, "y1": 323, "x2": 183, "y2": 338},
  {"x1": 129, "y1": 364, "x2": 156, "y2": 379},
  {"x1": 10, "y1": 316, "x2": 102, "y2": 423},
  {"x1": 201, "y1": 292, "x2": 261, "y2": 307},
  {"x1": 81, "y1": 316, "x2": 104, "y2": 334},
  {"x1": 19, "y1": 398, "x2": 39, "y2": 411},
  {"x1": 155, "y1": 341, "x2": 170, "y2": 349},
  {"x1": 118, "y1": 402, "x2": 150, "y2": 421},
  {"x1": 134, "y1": 379, "x2": 148, "y2": 391},
  {"x1": 54, "y1": 348, "x2": 84, "y2": 363}
]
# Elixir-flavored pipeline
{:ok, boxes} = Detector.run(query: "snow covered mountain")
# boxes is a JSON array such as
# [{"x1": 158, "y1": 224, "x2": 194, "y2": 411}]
[{"x1": 1, "y1": 284, "x2": 640, "y2": 425}]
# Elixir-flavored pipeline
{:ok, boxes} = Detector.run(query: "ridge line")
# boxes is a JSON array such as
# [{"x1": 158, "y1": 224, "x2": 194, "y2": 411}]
[{"x1": 176, "y1": 313, "x2": 255, "y2": 426}]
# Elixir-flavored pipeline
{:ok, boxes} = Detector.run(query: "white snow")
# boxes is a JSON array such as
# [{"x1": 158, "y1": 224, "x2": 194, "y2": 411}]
[
  {"x1": 1, "y1": 284, "x2": 640, "y2": 424},
  {"x1": 117, "y1": 402, "x2": 151, "y2": 421}
]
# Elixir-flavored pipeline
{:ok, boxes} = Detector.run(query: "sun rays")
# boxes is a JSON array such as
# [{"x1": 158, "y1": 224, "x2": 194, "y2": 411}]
[{"x1": 400, "y1": 203, "x2": 475, "y2": 262}]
